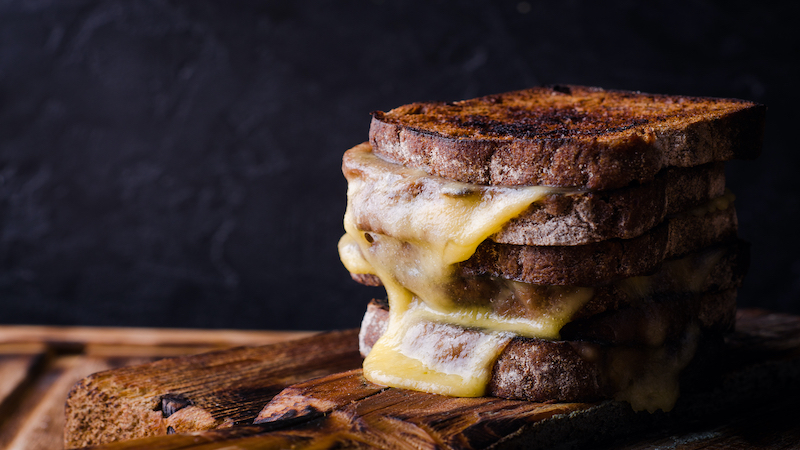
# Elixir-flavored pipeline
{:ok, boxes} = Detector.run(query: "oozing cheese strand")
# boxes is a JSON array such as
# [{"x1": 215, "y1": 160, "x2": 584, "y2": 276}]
[
  {"x1": 339, "y1": 144, "x2": 585, "y2": 396},
  {"x1": 339, "y1": 143, "x2": 727, "y2": 407}
]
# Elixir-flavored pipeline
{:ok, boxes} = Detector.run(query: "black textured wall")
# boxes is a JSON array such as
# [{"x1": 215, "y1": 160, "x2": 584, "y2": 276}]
[{"x1": 2, "y1": 0, "x2": 798, "y2": 330}]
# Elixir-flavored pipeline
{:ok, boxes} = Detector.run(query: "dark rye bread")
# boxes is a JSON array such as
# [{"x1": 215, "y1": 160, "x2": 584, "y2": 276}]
[
  {"x1": 369, "y1": 85, "x2": 764, "y2": 190},
  {"x1": 359, "y1": 289, "x2": 736, "y2": 353},
  {"x1": 488, "y1": 327, "x2": 722, "y2": 404},
  {"x1": 358, "y1": 291, "x2": 734, "y2": 404},
  {"x1": 573, "y1": 239, "x2": 748, "y2": 320},
  {"x1": 343, "y1": 143, "x2": 727, "y2": 247},
  {"x1": 463, "y1": 204, "x2": 738, "y2": 286},
  {"x1": 357, "y1": 240, "x2": 747, "y2": 350},
  {"x1": 351, "y1": 204, "x2": 739, "y2": 287},
  {"x1": 494, "y1": 163, "x2": 726, "y2": 246}
]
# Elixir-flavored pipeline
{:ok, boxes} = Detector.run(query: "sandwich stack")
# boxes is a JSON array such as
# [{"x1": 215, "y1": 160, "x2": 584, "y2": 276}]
[{"x1": 338, "y1": 85, "x2": 765, "y2": 412}]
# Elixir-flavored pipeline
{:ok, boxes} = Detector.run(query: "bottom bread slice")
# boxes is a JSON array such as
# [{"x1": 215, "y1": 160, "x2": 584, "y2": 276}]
[{"x1": 359, "y1": 289, "x2": 735, "y2": 411}]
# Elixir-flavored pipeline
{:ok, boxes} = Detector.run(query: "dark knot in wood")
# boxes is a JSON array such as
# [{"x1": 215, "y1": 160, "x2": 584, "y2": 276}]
[{"x1": 159, "y1": 393, "x2": 193, "y2": 418}]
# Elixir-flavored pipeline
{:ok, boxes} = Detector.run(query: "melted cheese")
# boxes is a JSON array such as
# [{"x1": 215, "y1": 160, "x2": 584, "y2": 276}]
[
  {"x1": 340, "y1": 145, "x2": 583, "y2": 396},
  {"x1": 688, "y1": 189, "x2": 735, "y2": 217},
  {"x1": 364, "y1": 300, "x2": 515, "y2": 397},
  {"x1": 574, "y1": 324, "x2": 700, "y2": 413},
  {"x1": 339, "y1": 143, "x2": 725, "y2": 410}
]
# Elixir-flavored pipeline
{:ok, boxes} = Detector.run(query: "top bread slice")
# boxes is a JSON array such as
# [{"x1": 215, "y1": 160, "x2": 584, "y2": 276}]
[{"x1": 370, "y1": 85, "x2": 765, "y2": 190}]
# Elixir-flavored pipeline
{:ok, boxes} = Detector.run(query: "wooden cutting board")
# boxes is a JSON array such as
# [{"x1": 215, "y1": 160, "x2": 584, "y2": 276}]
[{"x1": 65, "y1": 309, "x2": 800, "y2": 450}]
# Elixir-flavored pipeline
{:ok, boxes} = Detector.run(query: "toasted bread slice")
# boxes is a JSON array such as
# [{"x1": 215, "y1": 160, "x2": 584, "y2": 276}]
[
  {"x1": 359, "y1": 289, "x2": 736, "y2": 352},
  {"x1": 356, "y1": 240, "x2": 747, "y2": 343},
  {"x1": 463, "y1": 204, "x2": 738, "y2": 285},
  {"x1": 359, "y1": 290, "x2": 735, "y2": 407},
  {"x1": 370, "y1": 85, "x2": 764, "y2": 190},
  {"x1": 349, "y1": 204, "x2": 739, "y2": 287},
  {"x1": 344, "y1": 143, "x2": 727, "y2": 246},
  {"x1": 493, "y1": 162, "x2": 727, "y2": 245}
]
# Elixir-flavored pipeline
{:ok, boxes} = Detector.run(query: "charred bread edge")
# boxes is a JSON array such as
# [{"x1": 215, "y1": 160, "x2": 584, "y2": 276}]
[{"x1": 369, "y1": 86, "x2": 765, "y2": 190}]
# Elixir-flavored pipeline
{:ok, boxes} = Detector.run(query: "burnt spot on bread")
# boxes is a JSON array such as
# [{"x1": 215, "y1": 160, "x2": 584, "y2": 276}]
[
  {"x1": 158, "y1": 393, "x2": 193, "y2": 418},
  {"x1": 551, "y1": 85, "x2": 573, "y2": 95},
  {"x1": 450, "y1": 107, "x2": 655, "y2": 139}
]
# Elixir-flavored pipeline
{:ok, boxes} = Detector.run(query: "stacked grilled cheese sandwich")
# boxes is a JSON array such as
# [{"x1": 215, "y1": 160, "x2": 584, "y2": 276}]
[{"x1": 338, "y1": 85, "x2": 764, "y2": 412}]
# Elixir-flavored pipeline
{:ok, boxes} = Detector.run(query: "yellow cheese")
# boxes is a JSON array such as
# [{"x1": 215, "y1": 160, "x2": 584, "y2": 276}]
[
  {"x1": 574, "y1": 325, "x2": 700, "y2": 413},
  {"x1": 339, "y1": 143, "x2": 725, "y2": 407},
  {"x1": 689, "y1": 189, "x2": 736, "y2": 217},
  {"x1": 340, "y1": 144, "x2": 583, "y2": 396},
  {"x1": 363, "y1": 300, "x2": 514, "y2": 397}
]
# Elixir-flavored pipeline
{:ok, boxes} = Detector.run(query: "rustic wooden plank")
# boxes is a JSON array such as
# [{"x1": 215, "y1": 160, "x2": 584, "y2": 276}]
[
  {"x1": 0, "y1": 326, "x2": 312, "y2": 450},
  {"x1": 73, "y1": 426, "x2": 304, "y2": 450},
  {"x1": 255, "y1": 369, "x2": 588, "y2": 448},
  {"x1": 332, "y1": 385, "x2": 590, "y2": 449},
  {"x1": 254, "y1": 369, "x2": 388, "y2": 424},
  {"x1": 74, "y1": 377, "x2": 800, "y2": 450},
  {"x1": 0, "y1": 348, "x2": 46, "y2": 415},
  {"x1": 0, "y1": 355, "x2": 40, "y2": 405},
  {"x1": 599, "y1": 390, "x2": 800, "y2": 450},
  {"x1": 0, "y1": 344, "x2": 50, "y2": 446},
  {"x1": 0, "y1": 325, "x2": 315, "y2": 349},
  {"x1": 83, "y1": 343, "x2": 236, "y2": 358},
  {"x1": 64, "y1": 329, "x2": 362, "y2": 449},
  {"x1": 69, "y1": 311, "x2": 800, "y2": 450},
  {"x1": 0, "y1": 354, "x2": 156, "y2": 450}
]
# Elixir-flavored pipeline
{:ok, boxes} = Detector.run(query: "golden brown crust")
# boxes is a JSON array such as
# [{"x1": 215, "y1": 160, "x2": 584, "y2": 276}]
[
  {"x1": 370, "y1": 85, "x2": 765, "y2": 190},
  {"x1": 486, "y1": 330, "x2": 714, "y2": 404}
]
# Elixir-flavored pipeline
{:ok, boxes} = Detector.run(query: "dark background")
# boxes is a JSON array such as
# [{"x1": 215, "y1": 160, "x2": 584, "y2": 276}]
[{"x1": 1, "y1": 0, "x2": 798, "y2": 330}]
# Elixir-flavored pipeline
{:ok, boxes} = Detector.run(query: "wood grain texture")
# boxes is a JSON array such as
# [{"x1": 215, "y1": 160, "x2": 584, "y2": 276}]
[
  {"x1": 0, "y1": 352, "x2": 44, "y2": 414},
  {"x1": 254, "y1": 369, "x2": 388, "y2": 424},
  {"x1": 64, "y1": 329, "x2": 362, "y2": 448},
  {"x1": 65, "y1": 309, "x2": 800, "y2": 450},
  {"x1": 4, "y1": 356, "x2": 125, "y2": 450},
  {"x1": 0, "y1": 325, "x2": 314, "y2": 349},
  {"x1": 0, "y1": 327, "x2": 317, "y2": 449}
]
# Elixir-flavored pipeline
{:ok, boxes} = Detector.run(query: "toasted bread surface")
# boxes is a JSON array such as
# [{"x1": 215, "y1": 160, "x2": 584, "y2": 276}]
[
  {"x1": 350, "y1": 234, "x2": 750, "y2": 298},
  {"x1": 355, "y1": 239, "x2": 747, "y2": 329},
  {"x1": 360, "y1": 289, "x2": 736, "y2": 350},
  {"x1": 461, "y1": 205, "x2": 738, "y2": 285},
  {"x1": 492, "y1": 162, "x2": 726, "y2": 245},
  {"x1": 358, "y1": 290, "x2": 735, "y2": 404},
  {"x1": 370, "y1": 85, "x2": 764, "y2": 189},
  {"x1": 343, "y1": 143, "x2": 727, "y2": 246}
]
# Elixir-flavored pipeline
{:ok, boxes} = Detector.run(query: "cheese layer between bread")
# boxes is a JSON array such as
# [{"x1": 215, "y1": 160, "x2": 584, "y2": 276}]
[{"x1": 339, "y1": 142, "x2": 724, "y2": 408}]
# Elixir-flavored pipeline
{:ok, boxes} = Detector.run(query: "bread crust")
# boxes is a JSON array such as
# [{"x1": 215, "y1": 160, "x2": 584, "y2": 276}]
[
  {"x1": 343, "y1": 143, "x2": 727, "y2": 246},
  {"x1": 463, "y1": 205, "x2": 738, "y2": 286},
  {"x1": 356, "y1": 240, "x2": 746, "y2": 333},
  {"x1": 350, "y1": 239, "x2": 750, "y2": 306},
  {"x1": 369, "y1": 85, "x2": 765, "y2": 190},
  {"x1": 359, "y1": 289, "x2": 736, "y2": 350},
  {"x1": 494, "y1": 163, "x2": 726, "y2": 245},
  {"x1": 358, "y1": 290, "x2": 735, "y2": 404},
  {"x1": 348, "y1": 208, "x2": 738, "y2": 287}
]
